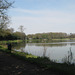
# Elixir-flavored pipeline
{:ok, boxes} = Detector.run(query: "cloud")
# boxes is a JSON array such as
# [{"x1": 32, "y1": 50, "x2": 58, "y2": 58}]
[
  {"x1": 9, "y1": 8, "x2": 75, "y2": 34},
  {"x1": 10, "y1": 8, "x2": 43, "y2": 14},
  {"x1": 10, "y1": 8, "x2": 75, "y2": 17},
  {"x1": 11, "y1": 13, "x2": 75, "y2": 25}
]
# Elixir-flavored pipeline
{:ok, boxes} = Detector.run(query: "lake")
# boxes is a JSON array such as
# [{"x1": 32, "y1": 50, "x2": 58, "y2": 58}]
[{"x1": 12, "y1": 41, "x2": 75, "y2": 63}]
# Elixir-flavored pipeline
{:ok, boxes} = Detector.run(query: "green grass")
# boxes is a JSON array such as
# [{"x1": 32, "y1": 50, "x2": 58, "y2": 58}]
[
  {"x1": 52, "y1": 38, "x2": 69, "y2": 40},
  {"x1": 52, "y1": 38, "x2": 75, "y2": 41},
  {"x1": 0, "y1": 45, "x2": 75, "y2": 75},
  {"x1": 0, "y1": 40, "x2": 23, "y2": 45}
]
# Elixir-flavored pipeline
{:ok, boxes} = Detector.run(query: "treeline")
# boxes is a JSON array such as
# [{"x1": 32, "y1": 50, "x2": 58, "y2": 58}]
[
  {"x1": 0, "y1": 28, "x2": 26, "y2": 41},
  {"x1": 27, "y1": 32, "x2": 75, "y2": 42}
]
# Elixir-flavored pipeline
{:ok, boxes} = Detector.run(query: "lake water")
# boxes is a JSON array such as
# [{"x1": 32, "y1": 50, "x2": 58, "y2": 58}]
[{"x1": 12, "y1": 41, "x2": 75, "y2": 63}]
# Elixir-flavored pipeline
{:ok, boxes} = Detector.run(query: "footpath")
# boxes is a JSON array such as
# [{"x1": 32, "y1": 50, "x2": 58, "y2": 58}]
[{"x1": 0, "y1": 51, "x2": 58, "y2": 75}]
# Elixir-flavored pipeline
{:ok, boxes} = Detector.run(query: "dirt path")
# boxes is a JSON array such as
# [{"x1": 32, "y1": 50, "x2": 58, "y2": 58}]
[{"x1": 0, "y1": 51, "x2": 59, "y2": 75}]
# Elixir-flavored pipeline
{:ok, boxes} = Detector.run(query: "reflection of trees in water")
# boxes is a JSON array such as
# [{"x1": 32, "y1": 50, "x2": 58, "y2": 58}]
[
  {"x1": 12, "y1": 42, "x2": 26, "y2": 52},
  {"x1": 42, "y1": 44, "x2": 47, "y2": 57},
  {"x1": 27, "y1": 42, "x2": 75, "y2": 47},
  {"x1": 62, "y1": 47, "x2": 73, "y2": 64},
  {"x1": 70, "y1": 43, "x2": 75, "y2": 46},
  {"x1": 36, "y1": 43, "x2": 67, "y2": 47},
  {"x1": 27, "y1": 39, "x2": 69, "y2": 43}
]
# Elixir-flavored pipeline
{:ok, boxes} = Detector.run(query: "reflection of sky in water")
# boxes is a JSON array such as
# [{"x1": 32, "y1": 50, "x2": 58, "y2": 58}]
[
  {"x1": 13, "y1": 42, "x2": 75, "y2": 63},
  {"x1": 46, "y1": 46, "x2": 71, "y2": 63},
  {"x1": 25, "y1": 45, "x2": 44, "y2": 57}
]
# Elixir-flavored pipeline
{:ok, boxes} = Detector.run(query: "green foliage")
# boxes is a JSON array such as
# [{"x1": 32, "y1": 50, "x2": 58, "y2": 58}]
[
  {"x1": 13, "y1": 31, "x2": 26, "y2": 40},
  {"x1": 0, "y1": 28, "x2": 26, "y2": 40},
  {"x1": 0, "y1": 45, "x2": 2, "y2": 48}
]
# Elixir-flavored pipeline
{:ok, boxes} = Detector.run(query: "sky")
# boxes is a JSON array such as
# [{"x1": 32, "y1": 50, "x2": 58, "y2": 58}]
[{"x1": 8, "y1": 0, "x2": 75, "y2": 35}]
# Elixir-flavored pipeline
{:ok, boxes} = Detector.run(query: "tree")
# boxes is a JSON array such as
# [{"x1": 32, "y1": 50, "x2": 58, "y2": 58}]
[
  {"x1": 0, "y1": 0, "x2": 13, "y2": 30},
  {"x1": 6, "y1": 28, "x2": 14, "y2": 34},
  {"x1": 18, "y1": 25, "x2": 25, "y2": 33},
  {"x1": 18, "y1": 25, "x2": 26, "y2": 41}
]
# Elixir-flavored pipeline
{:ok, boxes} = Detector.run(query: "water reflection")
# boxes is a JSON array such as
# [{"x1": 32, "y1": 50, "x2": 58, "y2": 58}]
[
  {"x1": 70, "y1": 43, "x2": 75, "y2": 46},
  {"x1": 13, "y1": 42, "x2": 75, "y2": 63},
  {"x1": 42, "y1": 44, "x2": 47, "y2": 57},
  {"x1": 27, "y1": 42, "x2": 75, "y2": 47},
  {"x1": 12, "y1": 42, "x2": 26, "y2": 52},
  {"x1": 36, "y1": 43, "x2": 67, "y2": 47},
  {"x1": 62, "y1": 47, "x2": 73, "y2": 64}
]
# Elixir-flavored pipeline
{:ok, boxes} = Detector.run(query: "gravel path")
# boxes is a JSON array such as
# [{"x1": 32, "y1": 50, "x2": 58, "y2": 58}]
[{"x1": 0, "y1": 51, "x2": 59, "y2": 75}]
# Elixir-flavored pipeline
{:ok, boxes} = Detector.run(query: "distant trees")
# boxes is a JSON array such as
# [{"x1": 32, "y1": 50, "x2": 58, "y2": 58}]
[
  {"x1": 27, "y1": 32, "x2": 67, "y2": 39},
  {"x1": 69, "y1": 33, "x2": 75, "y2": 40},
  {"x1": 27, "y1": 32, "x2": 75, "y2": 43}
]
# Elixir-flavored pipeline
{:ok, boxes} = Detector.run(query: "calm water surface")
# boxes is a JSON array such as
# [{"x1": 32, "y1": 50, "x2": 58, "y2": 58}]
[{"x1": 13, "y1": 42, "x2": 75, "y2": 63}]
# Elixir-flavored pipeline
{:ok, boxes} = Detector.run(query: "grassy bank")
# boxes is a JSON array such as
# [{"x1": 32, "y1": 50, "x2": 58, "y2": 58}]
[
  {"x1": 0, "y1": 45, "x2": 75, "y2": 75},
  {"x1": 0, "y1": 40, "x2": 23, "y2": 45}
]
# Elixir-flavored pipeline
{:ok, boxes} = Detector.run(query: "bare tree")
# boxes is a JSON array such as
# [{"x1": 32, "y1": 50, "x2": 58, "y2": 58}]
[
  {"x1": 18, "y1": 25, "x2": 25, "y2": 33},
  {"x1": 18, "y1": 25, "x2": 26, "y2": 41}
]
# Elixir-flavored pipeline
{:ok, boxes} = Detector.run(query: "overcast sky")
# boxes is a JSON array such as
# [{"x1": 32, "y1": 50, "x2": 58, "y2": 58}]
[{"x1": 8, "y1": 0, "x2": 75, "y2": 34}]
